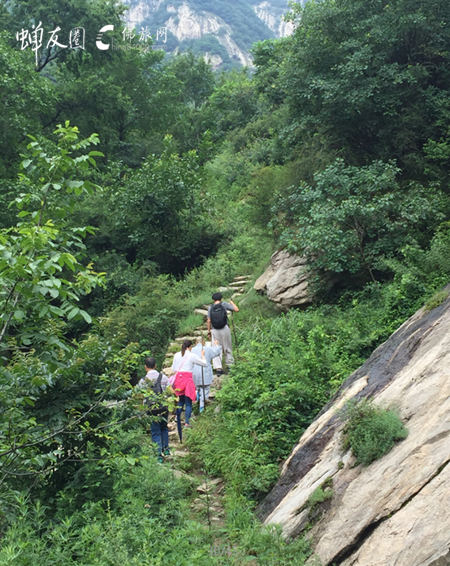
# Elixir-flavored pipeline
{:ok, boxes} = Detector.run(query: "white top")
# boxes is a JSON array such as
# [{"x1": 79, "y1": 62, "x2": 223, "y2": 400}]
[
  {"x1": 138, "y1": 369, "x2": 170, "y2": 391},
  {"x1": 191, "y1": 343, "x2": 222, "y2": 386},
  {"x1": 171, "y1": 350, "x2": 207, "y2": 373}
]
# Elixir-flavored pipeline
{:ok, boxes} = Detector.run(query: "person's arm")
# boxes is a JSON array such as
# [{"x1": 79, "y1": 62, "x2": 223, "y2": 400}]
[
  {"x1": 192, "y1": 352, "x2": 207, "y2": 367},
  {"x1": 229, "y1": 300, "x2": 239, "y2": 312},
  {"x1": 161, "y1": 375, "x2": 175, "y2": 396},
  {"x1": 207, "y1": 317, "x2": 211, "y2": 337},
  {"x1": 210, "y1": 345, "x2": 222, "y2": 358},
  {"x1": 171, "y1": 352, "x2": 180, "y2": 372}
]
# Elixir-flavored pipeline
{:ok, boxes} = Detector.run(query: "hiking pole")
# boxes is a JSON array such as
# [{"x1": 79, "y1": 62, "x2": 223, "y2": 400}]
[
  {"x1": 176, "y1": 404, "x2": 183, "y2": 443},
  {"x1": 200, "y1": 332, "x2": 206, "y2": 412},
  {"x1": 230, "y1": 309, "x2": 239, "y2": 359}
]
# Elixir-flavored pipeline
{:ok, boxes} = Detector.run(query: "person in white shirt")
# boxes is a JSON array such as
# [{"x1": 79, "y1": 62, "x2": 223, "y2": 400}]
[
  {"x1": 171, "y1": 339, "x2": 206, "y2": 427},
  {"x1": 207, "y1": 292, "x2": 239, "y2": 375},
  {"x1": 191, "y1": 337, "x2": 221, "y2": 412},
  {"x1": 139, "y1": 357, "x2": 173, "y2": 462}
]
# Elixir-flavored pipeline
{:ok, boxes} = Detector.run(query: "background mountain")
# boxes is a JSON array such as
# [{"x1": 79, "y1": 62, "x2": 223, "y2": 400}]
[{"x1": 122, "y1": 0, "x2": 298, "y2": 69}]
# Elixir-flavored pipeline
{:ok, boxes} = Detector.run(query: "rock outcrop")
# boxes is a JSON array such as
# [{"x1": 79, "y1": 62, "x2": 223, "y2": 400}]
[
  {"x1": 253, "y1": 1, "x2": 295, "y2": 38},
  {"x1": 165, "y1": 3, "x2": 219, "y2": 40},
  {"x1": 259, "y1": 290, "x2": 450, "y2": 566},
  {"x1": 124, "y1": 0, "x2": 164, "y2": 29},
  {"x1": 254, "y1": 249, "x2": 312, "y2": 310},
  {"x1": 122, "y1": 0, "x2": 294, "y2": 69},
  {"x1": 203, "y1": 52, "x2": 223, "y2": 71}
]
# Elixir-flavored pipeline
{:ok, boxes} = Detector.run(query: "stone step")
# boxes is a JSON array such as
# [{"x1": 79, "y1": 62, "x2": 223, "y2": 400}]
[
  {"x1": 173, "y1": 450, "x2": 189, "y2": 458},
  {"x1": 233, "y1": 275, "x2": 252, "y2": 281},
  {"x1": 175, "y1": 335, "x2": 197, "y2": 342},
  {"x1": 194, "y1": 308, "x2": 209, "y2": 317},
  {"x1": 229, "y1": 280, "x2": 251, "y2": 286},
  {"x1": 197, "y1": 477, "x2": 223, "y2": 493}
]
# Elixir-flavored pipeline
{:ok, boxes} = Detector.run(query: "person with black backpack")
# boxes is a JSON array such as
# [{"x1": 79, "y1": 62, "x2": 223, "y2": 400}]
[
  {"x1": 138, "y1": 357, "x2": 173, "y2": 463},
  {"x1": 207, "y1": 292, "x2": 239, "y2": 376}
]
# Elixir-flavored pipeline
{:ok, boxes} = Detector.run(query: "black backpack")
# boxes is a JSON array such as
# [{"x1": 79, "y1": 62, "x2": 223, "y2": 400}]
[
  {"x1": 210, "y1": 303, "x2": 228, "y2": 329},
  {"x1": 145, "y1": 372, "x2": 168, "y2": 416}
]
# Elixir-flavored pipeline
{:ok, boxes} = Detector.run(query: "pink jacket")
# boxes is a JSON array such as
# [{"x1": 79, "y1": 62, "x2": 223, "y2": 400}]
[{"x1": 173, "y1": 371, "x2": 197, "y2": 402}]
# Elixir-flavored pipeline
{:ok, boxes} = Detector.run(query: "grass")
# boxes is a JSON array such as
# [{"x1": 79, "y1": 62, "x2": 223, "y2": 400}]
[
  {"x1": 307, "y1": 486, "x2": 333, "y2": 509},
  {"x1": 178, "y1": 313, "x2": 205, "y2": 336},
  {"x1": 341, "y1": 399, "x2": 408, "y2": 466},
  {"x1": 424, "y1": 289, "x2": 449, "y2": 311}
]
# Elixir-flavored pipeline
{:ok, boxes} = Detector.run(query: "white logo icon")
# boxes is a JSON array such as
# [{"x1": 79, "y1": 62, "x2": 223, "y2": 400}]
[{"x1": 96, "y1": 25, "x2": 114, "y2": 50}]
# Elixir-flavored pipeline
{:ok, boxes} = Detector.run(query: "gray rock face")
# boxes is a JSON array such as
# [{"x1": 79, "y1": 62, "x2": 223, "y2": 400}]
[
  {"x1": 254, "y1": 249, "x2": 312, "y2": 310},
  {"x1": 259, "y1": 289, "x2": 450, "y2": 566}
]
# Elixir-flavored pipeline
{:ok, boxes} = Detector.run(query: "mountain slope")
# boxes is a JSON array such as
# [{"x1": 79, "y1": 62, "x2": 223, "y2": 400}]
[{"x1": 122, "y1": 0, "x2": 296, "y2": 69}]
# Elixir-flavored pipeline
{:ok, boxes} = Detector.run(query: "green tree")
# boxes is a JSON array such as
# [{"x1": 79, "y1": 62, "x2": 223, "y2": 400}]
[
  {"x1": 272, "y1": 159, "x2": 445, "y2": 281},
  {"x1": 283, "y1": 0, "x2": 450, "y2": 177},
  {"x1": 107, "y1": 136, "x2": 220, "y2": 273},
  {"x1": 0, "y1": 123, "x2": 104, "y2": 359},
  {"x1": 55, "y1": 46, "x2": 166, "y2": 165},
  {"x1": 206, "y1": 69, "x2": 258, "y2": 141},
  {"x1": 161, "y1": 52, "x2": 216, "y2": 152},
  {"x1": 0, "y1": 33, "x2": 54, "y2": 177}
]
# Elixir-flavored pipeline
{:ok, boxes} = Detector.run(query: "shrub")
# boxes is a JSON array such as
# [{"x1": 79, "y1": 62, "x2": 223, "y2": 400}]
[
  {"x1": 341, "y1": 399, "x2": 408, "y2": 466},
  {"x1": 307, "y1": 486, "x2": 333, "y2": 509},
  {"x1": 424, "y1": 290, "x2": 449, "y2": 311}
]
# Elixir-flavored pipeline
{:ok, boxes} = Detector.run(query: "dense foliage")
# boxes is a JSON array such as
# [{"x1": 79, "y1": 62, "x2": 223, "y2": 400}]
[
  {"x1": 341, "y1": 399, "x2": 408, "y2": 466},
  {"x1": 2, "y1": 0, "x2": 450, "y2": 561},
  {"x1": 272, "y1": 159, "x2": 446, "y2": 282}
]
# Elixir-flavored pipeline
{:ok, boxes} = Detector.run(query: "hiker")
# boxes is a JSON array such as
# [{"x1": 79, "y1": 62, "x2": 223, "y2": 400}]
[
  {"x1": 171, "y1": 339, "x2": 207, "y2": 427},
  {"x1": 192, "y1": 337, "x2": 221, "y2": 412},
  {"x1": 139, "y1": 357, "x2": 173, "y2": 463},
  {"x1": 207, "y1": 292, "x2": 239, "y2": 375}
]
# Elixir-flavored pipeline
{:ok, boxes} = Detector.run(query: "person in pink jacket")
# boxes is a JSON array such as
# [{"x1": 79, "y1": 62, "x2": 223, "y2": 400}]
[{"x1": 171, "y1": 339, "x2": 207, "y2": 427}]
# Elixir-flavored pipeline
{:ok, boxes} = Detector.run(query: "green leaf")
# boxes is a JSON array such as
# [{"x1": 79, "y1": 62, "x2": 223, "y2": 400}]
[
  {"x1": 67, "y1": 308, "x2": 79, "y2": 320},
  {"x1": 79, "y1": 310, "x2": 92, "y2": 324},
  {"x1": 48, "y1": 288, "x2": 59, "y2": 299}
]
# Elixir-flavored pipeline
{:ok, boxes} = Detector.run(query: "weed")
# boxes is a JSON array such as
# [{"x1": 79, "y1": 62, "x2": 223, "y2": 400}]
[
  {"x1": 424, "y1": 290, "x2": 449, "y2": 311},
  {"x1": 307, "y1": 487, "x2": 333, "y2": 509},
  {"x1": 341, "y1": 399, "x2": 408, "y2": 466}
]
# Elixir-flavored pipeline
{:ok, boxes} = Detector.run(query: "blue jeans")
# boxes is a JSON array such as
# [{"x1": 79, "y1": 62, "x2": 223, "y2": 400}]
[
  {"x1": 150, "y1": 411, "x2": 169, "y2": 455},
  {"x1": 176, "y1": 395, "x2": 192, "y2": 424}
]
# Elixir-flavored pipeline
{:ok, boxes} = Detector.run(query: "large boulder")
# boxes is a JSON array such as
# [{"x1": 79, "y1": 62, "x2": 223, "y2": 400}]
[
  {"x1": 254, "y1": 250, "x2": 312, "y2": 310},
  {"x1": 259, "y1": 288, "x2": 450, "y2": 566}
]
